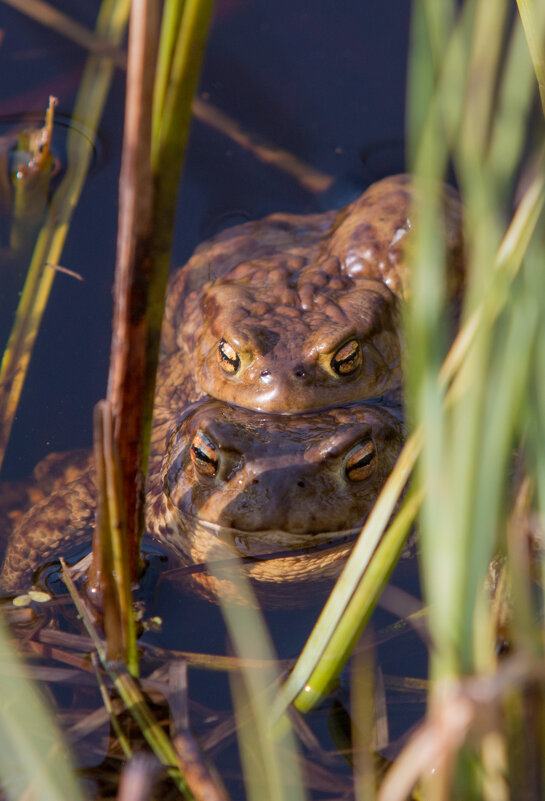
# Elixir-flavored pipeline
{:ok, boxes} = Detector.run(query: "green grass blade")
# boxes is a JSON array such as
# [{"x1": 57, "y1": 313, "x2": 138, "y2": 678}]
[
  {"x1": 291, "y1": 491, "x2": 423, "y2": 713},
  {"x1": 274, "y1": 431, "x2": 421, "y2": 715},
  {"x1": 209, "y1": 554, "x2": 308, "y2": 801},
  {"x1": 152, "y1": 0, "x2": 215, "y2": 173},
  {"x1": 152, "y1": 0, "x2": 186, "y2": 147},
  {"x1": 0, "y1": 620, "x2": 85, "y2": 801},
  {"x1": 486, "y1": 18, "x2": 538, "y2": 194},
  {"x1": 515, "y1": 0, "x2": 545, "y2": 115}
]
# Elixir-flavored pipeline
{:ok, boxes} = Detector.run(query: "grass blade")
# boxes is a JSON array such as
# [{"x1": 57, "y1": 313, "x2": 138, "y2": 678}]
[
  {"x1": 0, "y1": 620, "x2": 85, "y2": 801},
  {"x1": 210, "y1": 553, "x2": 308, "y2": 801},
  {"x1": 291, "y1": 491, "x2": 422, "y2": 713},
  {"x1": 275, "y1": 431, "x2": 421, "y2": 714}
]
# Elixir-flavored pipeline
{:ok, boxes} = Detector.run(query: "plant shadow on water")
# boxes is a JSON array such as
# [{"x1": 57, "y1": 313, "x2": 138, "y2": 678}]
[{"x1": 0, "y1": 0, "x2": 435, "y2": 798}]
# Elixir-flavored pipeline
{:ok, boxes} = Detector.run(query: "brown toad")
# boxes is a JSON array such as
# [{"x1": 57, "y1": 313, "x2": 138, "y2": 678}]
[
  {"x1": 0, "y1": 389, "x2": 403, "y2": 596},
  {"x1": 163, "y1": 174, "x2": 463, "y2": 412}
]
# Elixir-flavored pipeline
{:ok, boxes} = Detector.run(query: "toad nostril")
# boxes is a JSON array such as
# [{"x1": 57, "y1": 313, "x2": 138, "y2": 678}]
[
  {"x1": 294, "y1": 368, "x2": 306, "y2": 379},
  {"x1": 297, "y1": 480, "x2": 305, "y2": 488}
]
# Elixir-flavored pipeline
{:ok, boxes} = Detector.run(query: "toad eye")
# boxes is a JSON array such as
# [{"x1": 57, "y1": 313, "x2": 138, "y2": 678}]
[
  {"x1": 331, "y1": 339, "x2": 362, "y2": 376},
  {"x1": 190, "y1": 431, "x2": 218, "y2": 477},
  {"x1": 345, "y1": 440, "x2": 377, "y2": 482},
  {"x1": 218, "y1": 338, "x2": 241, "y2": 374}
]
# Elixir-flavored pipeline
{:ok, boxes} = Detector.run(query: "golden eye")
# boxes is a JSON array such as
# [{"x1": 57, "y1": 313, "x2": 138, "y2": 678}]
[
  {"x1": 331, "y1": 339, "x2": 362, "y2": 376},
  {"x1": 345, "y1": 440, "x2": 377, "y2": 482},
  {"x1": 218, "y1": 338, "x2": 241, "y2": 374},
  {"x1": 190, "y1": 431, "x2": 218, "y2": 477}
]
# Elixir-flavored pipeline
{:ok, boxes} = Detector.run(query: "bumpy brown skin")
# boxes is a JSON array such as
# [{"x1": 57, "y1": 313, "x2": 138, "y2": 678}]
[
  {"x1": 322, "y1": 173, "x2": 464, "y2": 299},
  {"x1": 0, "y1": 457, "x2": 96, "y2": 592},
  {"x1": 163, "y1": 174, "x2": 463, "y2": 413},
  {"x1": 0, "y1": 358, "x2": 404, "y2": 594},
  {"x1": 152, "y1": 398, "x2": 404, "y2": 602},
  {"x1": 0, "y1": 354, "x2": 204, "y2": 594}
]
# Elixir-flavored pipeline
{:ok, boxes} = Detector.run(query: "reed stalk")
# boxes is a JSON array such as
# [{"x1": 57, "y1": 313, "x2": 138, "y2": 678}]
[
  {"x1": 88, "y1": 0, "x2": 158, "y2": 673},
  {"x1": 90, "y1": 0, "x2": 214, "y2": 670}
]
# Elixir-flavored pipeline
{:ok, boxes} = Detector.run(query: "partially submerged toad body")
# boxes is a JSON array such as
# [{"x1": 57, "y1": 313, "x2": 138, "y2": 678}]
[
  {"x1": 0, "y1": 175, "x2": 462, "y2": 597},
  {"x1": 0, "y1": 391, "x2": 403, "y2": 598}
]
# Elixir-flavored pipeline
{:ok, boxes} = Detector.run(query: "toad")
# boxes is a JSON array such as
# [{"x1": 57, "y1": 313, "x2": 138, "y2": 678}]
[
  {"x1": 1, "y1": 174, "x2": 460, "y2": 594},
  {"x1": 0, "y1": 390, "x2": 403, "y2": 596},
  {"x1": 163, "y1": 174, "x2": 463, "y2": 412}
]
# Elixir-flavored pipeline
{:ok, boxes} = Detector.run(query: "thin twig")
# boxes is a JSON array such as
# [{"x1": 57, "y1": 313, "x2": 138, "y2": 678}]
[
  {"x1": 7, "y1": 0, "x2": 332, "y2": 193},
  {"x1": 2, "y1": 0, "x2": 127, "y2": 67}
]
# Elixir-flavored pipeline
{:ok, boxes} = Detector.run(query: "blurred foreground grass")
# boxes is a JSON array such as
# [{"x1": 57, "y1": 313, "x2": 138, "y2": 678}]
[
  {"x1": 379, "y1": 0, "x2": 545, "y2": 797},
  {"x1": 2, "y1": 0, "x2": 545, "y2": 799}
]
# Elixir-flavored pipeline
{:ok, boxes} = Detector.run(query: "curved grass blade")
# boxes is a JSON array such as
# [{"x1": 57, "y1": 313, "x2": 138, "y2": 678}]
[
  {"x1": 291, "y1": 491, "x2": 423, "y2": 713},
  {"x1": 273, "y1": 431, "x2": 421, "y2": 716}
]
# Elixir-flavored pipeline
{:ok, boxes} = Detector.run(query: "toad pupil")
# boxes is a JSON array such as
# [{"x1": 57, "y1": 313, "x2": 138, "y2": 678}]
[
  {"x1": 331, "y1": 339, "x2": 361, "y2": 376},
  {"x1": 190, "y1": 432, "x2": 218, "y2": 476},
  {"x1": 218, "y1": 338, "x2": 240, "y2": 373},
  {"x1": 345, "y1": 441, "x2": 377, "y2": 481}
]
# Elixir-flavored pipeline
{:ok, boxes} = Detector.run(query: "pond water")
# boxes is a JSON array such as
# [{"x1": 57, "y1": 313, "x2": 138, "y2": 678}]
[{"x1": 1, "y1": 0, "x2": 426, "y2": 797}]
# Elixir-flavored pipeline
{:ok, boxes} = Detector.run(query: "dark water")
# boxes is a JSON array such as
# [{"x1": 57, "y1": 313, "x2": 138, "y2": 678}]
[{"x1": 1, "y1": 0, "x2": 425, "y2": 797}]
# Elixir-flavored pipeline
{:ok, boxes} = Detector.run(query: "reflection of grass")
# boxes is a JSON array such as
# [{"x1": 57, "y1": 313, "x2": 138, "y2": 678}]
[
  {"x1": 2, "y1": 0, "x2": 545, "y2": 800},
  {"x1": 0, "y1": 0, "x2": 131, "y2": 472}
]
